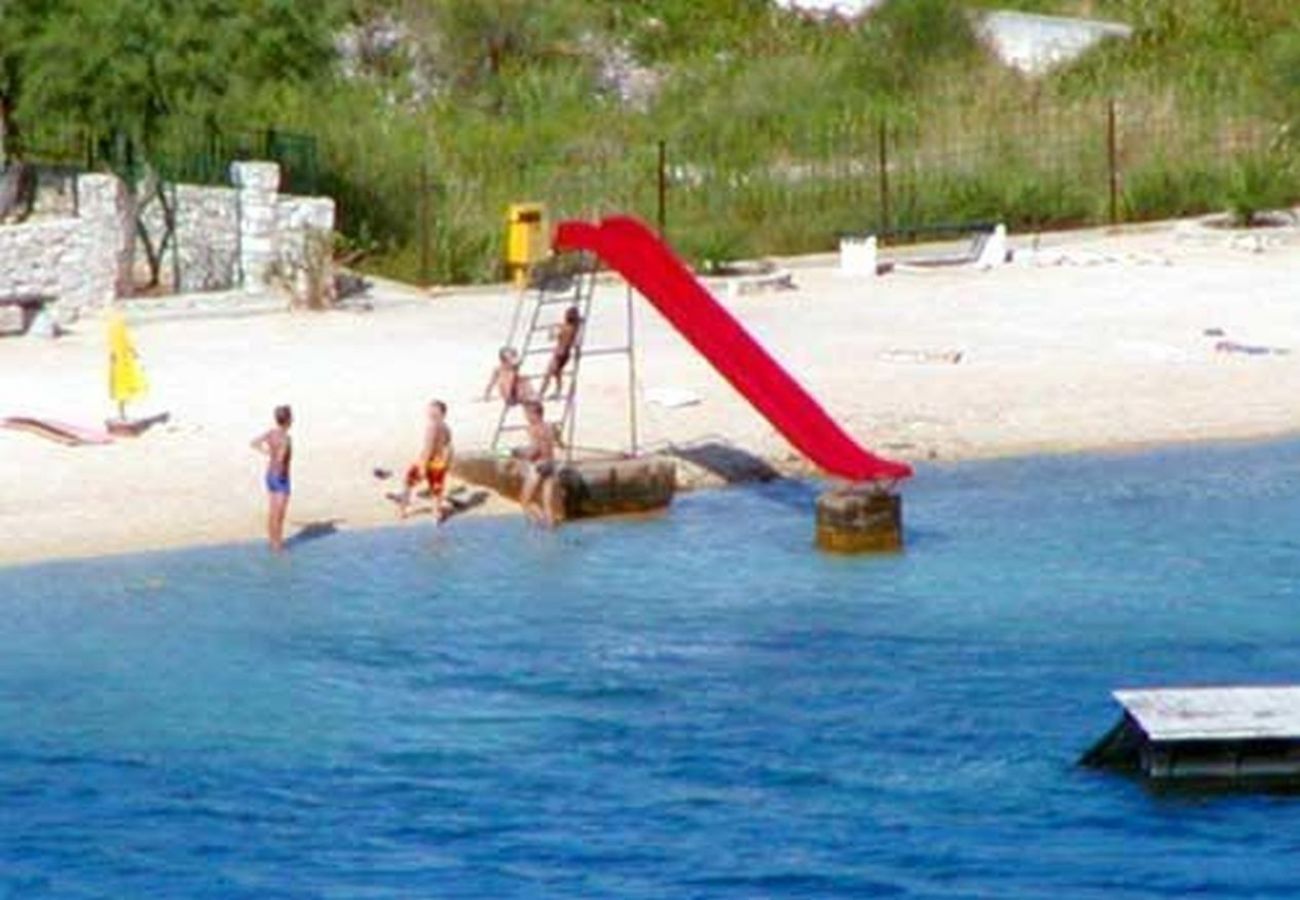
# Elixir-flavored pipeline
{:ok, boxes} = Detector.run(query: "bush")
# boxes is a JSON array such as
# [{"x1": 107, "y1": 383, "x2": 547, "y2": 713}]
[
  {"x1": 292, "y1": 0, "x2": 1300, "y2": 284},
  {"x1": 1122, "y1": 164, "x2": 1227, "y2": 222},
  {"x1": 1224, "y1": 153, "x2": 1296, "y2": 226}
]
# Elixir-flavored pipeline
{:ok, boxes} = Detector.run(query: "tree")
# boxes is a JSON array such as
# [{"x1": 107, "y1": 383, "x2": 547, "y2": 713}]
[
  {"x1": 16, "y1": 0, "x2": 344, "y2": 162},
  {"x1": 0, "y1": 0, "x2": 56, "y2": 161}
]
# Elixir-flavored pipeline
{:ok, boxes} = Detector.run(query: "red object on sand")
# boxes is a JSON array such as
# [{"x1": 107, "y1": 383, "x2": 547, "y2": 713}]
[{"x1": 553, "y1": 215, "x2": 913, "y2": 483}]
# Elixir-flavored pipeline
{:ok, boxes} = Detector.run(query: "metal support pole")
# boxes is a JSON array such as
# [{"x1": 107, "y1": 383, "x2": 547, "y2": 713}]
[
  {"x1": 419, "y1": 158, "x2": 431, "y2": 286},
  {"x1": 877, "y1": 120, "x2": 890, "y2": 233},
  {"x1": 626, "y1": 284, "x2": 639, "y2": 457},
  {"x1": 656, "y1": 139, "x2": 667, "y2": 240},
  {"x1": 1107, "y1": 99, "x2": 1119, "y2": 226}
]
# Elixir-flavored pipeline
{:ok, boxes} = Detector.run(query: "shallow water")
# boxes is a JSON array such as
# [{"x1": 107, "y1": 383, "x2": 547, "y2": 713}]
[{"x1": 4, "y1": 440, "x2": 1300, "y2": 898}]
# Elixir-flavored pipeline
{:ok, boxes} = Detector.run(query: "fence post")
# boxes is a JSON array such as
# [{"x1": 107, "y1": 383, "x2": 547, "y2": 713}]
[
  {"x1": 656, "y1": 139, "x2": 667, "y2": 239},
  {"x1": 877, "y1": 120, "x2": 890, "y2": 233},
  {"x1": 419, "y1": 158, "x2": 431, "y2": 287},
  {"x1": 1106, "y1": 98, "x2": 1119, "y2": 226}
]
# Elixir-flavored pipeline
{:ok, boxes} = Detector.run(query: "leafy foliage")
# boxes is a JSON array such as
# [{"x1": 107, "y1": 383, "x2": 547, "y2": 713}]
[
  {"x1": 8, "y1": 0, "x2": 1300, "y2": 279},
  {"x1": 14, "y1": 0, "x2": 343, "y2": 160}
]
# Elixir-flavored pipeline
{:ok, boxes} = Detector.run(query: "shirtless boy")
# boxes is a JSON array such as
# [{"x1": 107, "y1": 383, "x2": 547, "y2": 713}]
[
  {"x1": 484, "y1": 347, "x2": 533, "y2": 406},
  {"x1": 517, "y1": 400, "x2": 560, "y2": 527},
  {"x1": 250, "y1": 404, "x2": 293, "y2": 552},
  {"x1": 397, "y1": 399, "x2": 454, "y2": 521},
  {"x1": 539, "y1": 306, "x2": 582, "y2": 399}
]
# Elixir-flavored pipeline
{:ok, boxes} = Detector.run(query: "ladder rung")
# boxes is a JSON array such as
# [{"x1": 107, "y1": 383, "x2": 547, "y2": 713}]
[
  {"x1": 493, "y1": 268, "x2": 602, "y2": 453},
  {"x1": 523, "y1": 344, "x2": 624, "y2": 361}
]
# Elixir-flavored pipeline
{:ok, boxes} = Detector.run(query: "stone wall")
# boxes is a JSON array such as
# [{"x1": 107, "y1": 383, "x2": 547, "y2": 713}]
[
  {"x1": 277, "y1": 196, "x2": 336, "y2": 270},
  {"x1": 0, "y1": 218, "x2": 79, "y2": 301},
  {"x1": 0, "y1": 173, "x2": 131, "y2": 314},
  {"x1": 138, "y1": 184, "x2": 241, "y2": 293},
  {"x1": 232, "y1": 161, "x2": 281, "y2": 291},
  {"x1": 0, "y1": 161, "x2": 335, "y2": 317}
]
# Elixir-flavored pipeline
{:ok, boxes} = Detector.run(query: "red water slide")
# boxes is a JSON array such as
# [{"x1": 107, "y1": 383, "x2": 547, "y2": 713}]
[{"x1": 553, "y1": 216, "x2": 913, "y2": 483}]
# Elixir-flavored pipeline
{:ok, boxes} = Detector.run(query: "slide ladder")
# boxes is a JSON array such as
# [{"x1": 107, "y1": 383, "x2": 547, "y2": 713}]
[
  {"x1": 489, "y1": 258, "x2": 598, "y2": 455},
  {"x1": 553, "y1": 216, "x2": 912, "y2": 483}
]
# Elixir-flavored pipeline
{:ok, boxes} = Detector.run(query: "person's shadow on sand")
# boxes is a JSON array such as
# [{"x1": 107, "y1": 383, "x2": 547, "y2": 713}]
[
  {"x1": 384, "y1": 485, "x2": 490, "y2": 522},
  {"x1": 285, "y1": 519, "x2": 343, "y2": 548},
  {"x1": 445, "y1": 487, "x2": 489, "y2": 520}
]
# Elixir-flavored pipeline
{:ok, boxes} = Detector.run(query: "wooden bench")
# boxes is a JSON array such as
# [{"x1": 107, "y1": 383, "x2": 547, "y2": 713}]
[{"x1": 0, "y1": 294, "x2": 54, "y2": 337}]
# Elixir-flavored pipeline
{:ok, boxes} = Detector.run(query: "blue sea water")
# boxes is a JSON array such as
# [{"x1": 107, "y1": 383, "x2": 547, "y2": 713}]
[{"x1": 3, "y1": 440, "x2": 1300, "y2": 899}]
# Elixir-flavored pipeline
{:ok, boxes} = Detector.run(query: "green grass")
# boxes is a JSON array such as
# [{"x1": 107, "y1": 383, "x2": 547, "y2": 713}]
[{"x1": 275, "y1": 0, "x2": 1300, "y2": 282}]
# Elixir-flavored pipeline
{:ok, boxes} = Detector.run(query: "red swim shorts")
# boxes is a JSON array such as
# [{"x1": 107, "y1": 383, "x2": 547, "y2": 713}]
[{"x1": 406, "y1": 460, "x2": 448, "y2": 495}]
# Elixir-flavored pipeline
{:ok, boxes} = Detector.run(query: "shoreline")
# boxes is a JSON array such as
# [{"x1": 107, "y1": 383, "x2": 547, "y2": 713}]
[
  {"x1": 4, "y1": 216, "x2": 1300, "y2": 569},
  {"x1": 4, "y1": 427, "x2": 1299, "y2": 570}
]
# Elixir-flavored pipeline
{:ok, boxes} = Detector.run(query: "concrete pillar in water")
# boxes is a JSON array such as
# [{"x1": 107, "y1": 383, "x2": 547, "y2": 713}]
[{"x1": 815, "y1": 486, "x2": 903, "y2": 553}]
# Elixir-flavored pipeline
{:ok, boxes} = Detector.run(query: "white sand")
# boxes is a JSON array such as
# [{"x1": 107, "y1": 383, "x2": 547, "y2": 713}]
[{"x1": 3, "y1": 218, "x2": 1299, "y2": 566}]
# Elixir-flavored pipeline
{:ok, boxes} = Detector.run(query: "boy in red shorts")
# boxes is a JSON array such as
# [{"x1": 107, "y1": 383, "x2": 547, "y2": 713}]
[{"x1": 397, "y1": 399, "x2": 454, "y2": 521}]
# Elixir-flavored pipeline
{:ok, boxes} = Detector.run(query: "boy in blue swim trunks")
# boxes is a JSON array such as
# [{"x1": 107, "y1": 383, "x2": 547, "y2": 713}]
[{"x1": 250, "y1": 404, "x2": 293, "y2": 552}]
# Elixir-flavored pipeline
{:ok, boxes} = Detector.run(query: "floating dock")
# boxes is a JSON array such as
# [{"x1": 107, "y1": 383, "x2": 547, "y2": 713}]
[
  {"x1": 454, "y1": 452, "x2": 676, "y2": 521},
  {"x1": 1082, "y1": 686, "x2": 1300, "y2": 784}
]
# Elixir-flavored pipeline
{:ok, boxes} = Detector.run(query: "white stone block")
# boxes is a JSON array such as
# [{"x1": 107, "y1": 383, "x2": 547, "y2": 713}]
[
  {"x1": 0, "y1": 304, "x2": 25, "y2": 334},
  {"x1": 231, "y1": 161, "x2": 281, "y2": 194},
  {"x1": 975, "y1": 224, "x2": 1009, "y2": 270},
  {"x1": 839, "y1": 235, "x2": 878, "y2": 277}
]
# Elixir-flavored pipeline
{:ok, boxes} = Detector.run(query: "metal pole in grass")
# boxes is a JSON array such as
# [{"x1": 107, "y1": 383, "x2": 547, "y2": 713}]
[
  {"x1": 877, "y1": 120, "x2": 891, "y2": 233},
  {"x1": 1106, "y1": 98, "x2": 1119, "y2": 226},
  {"x1": 419, "y1": 157, "x2": 431, "y2": 287},
  {"x1": 656, "y1": 139, "x2": 667, "y2": 239}
]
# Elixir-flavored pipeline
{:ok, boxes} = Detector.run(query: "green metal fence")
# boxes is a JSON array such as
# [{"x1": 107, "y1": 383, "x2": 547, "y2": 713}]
[
  {"x1": 18, "y1": 122, "x2": 320, "y2": 195},
  {"x1": 14, "y1": 89, "x2": 1289, "y2": 288},
  {"x1": 342, "y1": 89, "x2": 1289, "y2": 286}
]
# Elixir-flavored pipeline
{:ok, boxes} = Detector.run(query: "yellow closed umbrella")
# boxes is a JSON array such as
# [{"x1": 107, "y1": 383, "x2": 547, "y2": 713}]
[{"x1": 107, "y1": 309, "x2": 147, "y2": 421}]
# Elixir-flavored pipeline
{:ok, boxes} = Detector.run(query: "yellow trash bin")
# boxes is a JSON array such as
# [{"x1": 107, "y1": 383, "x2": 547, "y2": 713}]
[{"x1": 505, "y1": 202, "x2": 548, "y2": 286}]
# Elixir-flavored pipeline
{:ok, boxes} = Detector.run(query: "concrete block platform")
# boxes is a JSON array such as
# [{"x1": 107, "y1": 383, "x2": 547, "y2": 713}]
[
  {"x1": 815, "y1": 485, "x2": 904, "y2": 553},
  {"x1": 453, "y1": 452, "x2": 676, "y2": 521}
]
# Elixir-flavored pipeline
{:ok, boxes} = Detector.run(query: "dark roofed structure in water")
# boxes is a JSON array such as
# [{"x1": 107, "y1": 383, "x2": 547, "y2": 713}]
[{"x1": 1083, "y1": 686, "x2": 1300, "y2": 784}]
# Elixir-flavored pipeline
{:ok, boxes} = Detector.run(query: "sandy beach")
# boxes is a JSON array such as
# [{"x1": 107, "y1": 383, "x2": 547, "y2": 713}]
[{"x1": 3, "y1": 217, "x2": 1299, "y2": 567}]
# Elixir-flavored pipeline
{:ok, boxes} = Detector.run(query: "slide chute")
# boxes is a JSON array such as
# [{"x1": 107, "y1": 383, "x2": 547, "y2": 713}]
[{"x1": 554, "y1": 216, "x2": 912, "y2": 482}]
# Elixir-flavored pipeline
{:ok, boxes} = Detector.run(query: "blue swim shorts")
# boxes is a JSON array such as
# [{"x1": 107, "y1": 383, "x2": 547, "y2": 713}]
[{"x1": 265, "y1": 472, "x2": 291, "y2": 495}]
